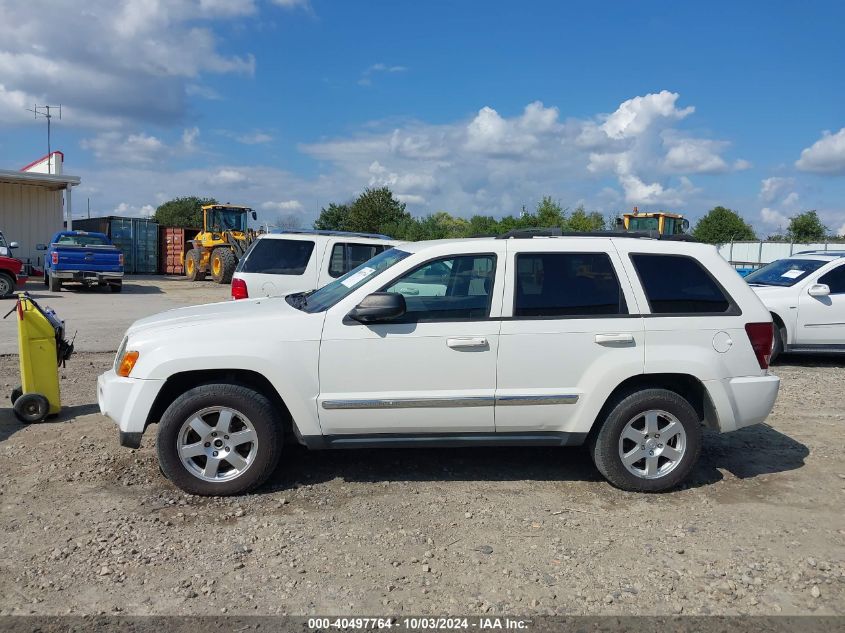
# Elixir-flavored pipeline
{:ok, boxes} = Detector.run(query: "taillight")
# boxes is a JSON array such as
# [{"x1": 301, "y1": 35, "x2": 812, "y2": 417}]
[
  {"x1": 119, "y1": 253, "x2": 124, "y2": 266},
  {"x1": 745, "y1": 322, "x2": 773, "y2": 370},
  {"x1": 231, "y1": 277, "x2": 248, "y2": 300},
  {"x1": 51, "y1": 252, "x2": 58, "y2": 265}
]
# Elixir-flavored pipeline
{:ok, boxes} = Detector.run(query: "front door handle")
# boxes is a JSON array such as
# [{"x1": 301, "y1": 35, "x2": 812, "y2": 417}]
[
  {"x1": 447, "y1": 337, "x2": 489, "y2": 349},
  {"x1": 595, "y1": 333, "x2": 635, "y2": 345}
]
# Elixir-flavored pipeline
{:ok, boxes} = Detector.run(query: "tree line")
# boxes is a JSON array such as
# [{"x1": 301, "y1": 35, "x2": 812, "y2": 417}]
[{"x1": 151, "y1": 189, "x2": 841, "y2": 245}]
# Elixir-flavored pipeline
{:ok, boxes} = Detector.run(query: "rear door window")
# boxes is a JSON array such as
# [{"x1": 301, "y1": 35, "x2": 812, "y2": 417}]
[
  {"x1": 631, "y1": 254, "x2": 732, "y2": 314},
  {"x1": 819, "y1": 264, "x2": 845, "y2": 294},
  {"x1": 237, "y1": 239, "x2": 315, "y2": 275},
  {"x1": 328, "y1": 243, "x2": 390, "y2": 278},
  {"x1": 514, "y1": 253, "x2": 628, "y2": 317}
]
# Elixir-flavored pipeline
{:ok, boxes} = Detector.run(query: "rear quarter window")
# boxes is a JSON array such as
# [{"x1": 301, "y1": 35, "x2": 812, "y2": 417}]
[
  {"x1": 237, "y1": 239, "x2": 315, "y2": 275},
  {"x1": 631, "y1": 253, "x2": 733, "y2": 314}
]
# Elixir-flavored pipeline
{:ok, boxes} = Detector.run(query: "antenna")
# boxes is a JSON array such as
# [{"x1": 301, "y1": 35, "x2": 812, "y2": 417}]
[{"x1": 26, "y1": 104, "x2": 62, "y2": 174}]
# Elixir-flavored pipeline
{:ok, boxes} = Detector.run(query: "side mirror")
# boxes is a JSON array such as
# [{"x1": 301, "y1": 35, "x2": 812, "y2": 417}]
[
  {"x1": 9, "y1": 241, "x2": 18, "y2": 249},
  {"x1": 251, "y1": 211, "x2": 257, "y2": 221},
  {"x1": 348, "y1": 292, "x2": 406, "y2": 323},
  {"x1": 808, "y1": 283, "x2": 830, "y2": 297},
  {"x1": 36, "y1": 243, "x2": 48, "y2": 251}
]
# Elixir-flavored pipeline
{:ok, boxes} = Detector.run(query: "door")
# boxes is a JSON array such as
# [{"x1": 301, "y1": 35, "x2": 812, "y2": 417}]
[
  {"x1": 318, "y1": 249, "x2": 504, "y2": 435},
  {"x1": 495, "y1": 241, "x2": 645, "y2": 434},
  {"x1": 797, "y1": 263, "x2": 845, "y2": 345}
]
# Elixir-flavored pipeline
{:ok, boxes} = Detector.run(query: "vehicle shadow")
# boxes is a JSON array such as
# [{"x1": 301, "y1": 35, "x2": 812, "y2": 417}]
[
  {"x1": 259, "y1": 423, "x2": 808, "y2": 493},
  {"x1": 774, "y1": 353, "x2": 845, "y2": 368}
]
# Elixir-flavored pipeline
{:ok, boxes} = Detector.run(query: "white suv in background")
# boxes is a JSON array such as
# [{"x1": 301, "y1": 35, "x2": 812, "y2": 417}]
[
  {"x1": 230, "y1": 230, "x2": 400, "y2": 299},
  {"x1": 99, "y1": 230, "x2": 780, "y2": 496},
  {"x1": 745, "y1": 250, "x2": 845, "y2": 360}
]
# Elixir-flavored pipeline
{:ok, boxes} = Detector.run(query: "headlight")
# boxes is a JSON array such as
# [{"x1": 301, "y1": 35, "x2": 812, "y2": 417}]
[{"x1": 114, "y1": 336, "x2": 128, "y2": 371}]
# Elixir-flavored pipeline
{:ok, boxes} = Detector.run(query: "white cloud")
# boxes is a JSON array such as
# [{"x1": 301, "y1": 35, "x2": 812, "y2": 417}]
[
  {"x1": 760, "y1": 207, "x2": 789, "y2": 230},
  {"x1": 600, "y1": 90, "x2": 694, "y2": 140},
  {"x1": 211, "y1": 168, "x2": 250, "y2": 186},
  {"x1": 796, "y1": 127, "x2": 845, "y2": 174},
  {"x1": 236, "y1": 131, "x2": 274, "y2": 145},
  {"x1": 837, "y1": 222, "x2": 845, "y2": 237},
  {"x1": 733, "y1": 159, "x2": 752, "y2": 170},
  {"x1": 81, "y1": 127, "x2": 199, "y2": 163},
  {"x1": 663, "y1": 135, "x2": 729, "y2": 174},
  {"x1": 760, "y1": 177, "x2": 794, "y2": 203},
  {"x1": 260, "y1": 200, "x2": 304, "y2": 212},
  {"x1": 272, "y1": 0, "x2": 311, "y2": 9},
  {"x1": 0, "y1": 1, "x2": 260, "y2": 128},
  {"x1": 358, "y1": 63, "x2": 408, "y2": 86}
]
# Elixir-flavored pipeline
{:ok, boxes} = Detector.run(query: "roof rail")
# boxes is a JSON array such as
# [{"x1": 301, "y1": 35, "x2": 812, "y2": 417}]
[
  {"x1": 495, "y1": 227, "x2": 698, "y2": 241},
  {"x1": 273, "y1": 229, "x2": 394, "y2": 240},
  {"x1": 795, "y1": 249, "x2": 845, "y2": 256}
]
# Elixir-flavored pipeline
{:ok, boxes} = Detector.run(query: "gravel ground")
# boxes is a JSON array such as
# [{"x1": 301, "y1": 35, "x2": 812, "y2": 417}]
[{"x1": 0, "y1": 353, "x2": 843, "y2": 616}]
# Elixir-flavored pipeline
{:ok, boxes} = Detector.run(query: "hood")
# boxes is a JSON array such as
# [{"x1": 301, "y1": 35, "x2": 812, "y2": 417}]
[
  {"x1": 749, "y1": 284, "x2": 790, "y2": 298},
  {"x1": 127, "y1": 296, "x2": 314, "y2": 340}
]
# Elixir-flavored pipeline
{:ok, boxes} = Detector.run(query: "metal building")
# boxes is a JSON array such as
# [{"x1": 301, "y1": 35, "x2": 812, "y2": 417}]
[{"x1": 0, "y1": 151, "x2": 80, "y2": 270}]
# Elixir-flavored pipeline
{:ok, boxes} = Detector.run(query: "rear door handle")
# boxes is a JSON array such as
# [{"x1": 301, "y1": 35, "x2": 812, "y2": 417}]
[
  {"x1": 447, "y1": 337, "x2": 489, "y2": 349},
  {"x1": 595, "y1": 333, "x2": 635, "y2": 345}
]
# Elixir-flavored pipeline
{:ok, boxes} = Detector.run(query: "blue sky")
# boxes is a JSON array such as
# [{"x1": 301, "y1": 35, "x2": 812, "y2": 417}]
[{"x1": 2, "y1": 0, "x2": 845, "y2": 234}]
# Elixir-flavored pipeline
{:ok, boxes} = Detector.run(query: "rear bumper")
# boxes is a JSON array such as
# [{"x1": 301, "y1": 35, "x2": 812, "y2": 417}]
[
  {"x1": 704, "y1": 374, "x2": 780, "y2": 432},
  {"x1": 97, "y1": 369, "x2": 165, "y2": 445},
  {"x1": 53, "y1": 270, "x2": 123, "y2": 282}
]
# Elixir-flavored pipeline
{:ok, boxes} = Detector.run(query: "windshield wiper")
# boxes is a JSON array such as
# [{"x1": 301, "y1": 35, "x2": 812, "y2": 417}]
[{"x1": 285, "y1": 290, "x2": 316, "y2": 311}]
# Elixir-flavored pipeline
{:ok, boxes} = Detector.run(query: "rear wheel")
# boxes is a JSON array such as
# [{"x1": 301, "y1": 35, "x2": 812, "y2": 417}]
[
  {"x1": 0, "y1": 272, "x2": 13, "y2": 298},
  {"x1": 48, "y1": 274, "x2": 61, "y2": 292},
  {"x1": 589, "y1": 388, "x2": 702, "y2": 492},
  {"x1": 156, "y1": 383, "x2": 283, "y2": 496},
  {"x1": 109, "y1": 281, "x2": 123, "y2": 293},
  {"x1": 210, "y1": 248, "x2": 237, "y2": 284},
  {"x1": 185, "y1": 249, "x2": 206, "y2": 281}
]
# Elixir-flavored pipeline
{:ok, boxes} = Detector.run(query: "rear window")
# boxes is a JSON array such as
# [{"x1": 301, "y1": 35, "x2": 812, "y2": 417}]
[
  {"x1": 515, "y1": 253, "x2": 627, "y2": 317},
  {"x1": 328, "y1": 243, "x2": 390, "y2": 278},
  {"x1": 56, "y1": 234, "x2": 107, "y2": 246},
  {"x1": 631, "y1": 254, "x2": 731, "y2": 314},
  {"x1": 237, "y1": 239, "x2": 315, "y2": 275}
]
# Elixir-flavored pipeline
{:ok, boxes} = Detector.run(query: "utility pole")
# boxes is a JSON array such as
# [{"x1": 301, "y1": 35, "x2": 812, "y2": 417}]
[{"x1": 26, "y1": 104, "x2": 62, "y2": 174}]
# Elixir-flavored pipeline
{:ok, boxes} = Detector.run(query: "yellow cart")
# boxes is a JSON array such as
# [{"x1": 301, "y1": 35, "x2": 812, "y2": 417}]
[{"x1": 6, "y1": 293, "x2": 74, "y2": 423}]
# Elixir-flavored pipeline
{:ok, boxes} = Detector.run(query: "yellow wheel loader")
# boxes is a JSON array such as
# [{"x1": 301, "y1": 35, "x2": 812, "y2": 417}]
[
  {"x1": 183, "y1": 204, "x2": 257, "y2": 284},
  {"x1": 615, "y1": 207, "x2": 690, "y2": 236}
]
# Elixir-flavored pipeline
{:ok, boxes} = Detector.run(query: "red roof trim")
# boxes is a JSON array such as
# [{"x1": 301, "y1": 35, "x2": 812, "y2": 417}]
[{"x1": 20, "y1": 150, "x2": 64, "y2": 172}]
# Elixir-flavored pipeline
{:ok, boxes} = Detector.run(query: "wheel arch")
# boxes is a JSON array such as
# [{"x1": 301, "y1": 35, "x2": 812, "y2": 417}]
[
  {"x1": 588, "y1": 372, "x2": 718, "y2": 440},
  {"x1": 145, "y1": 369, "x2": 296, "y2": 439},
  {"x1": 770, "y1": 311, "x2": 788, "y2": 343}
]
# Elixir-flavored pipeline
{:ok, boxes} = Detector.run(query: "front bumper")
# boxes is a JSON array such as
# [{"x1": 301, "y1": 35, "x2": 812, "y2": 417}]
[
  {"x1": 53, "y1": 271, "x2": 123, "y2": 282},
  {"x1": 97, "y1": 369, "x2": 165, "y2": 446},
  {"x1": 704, "y1": 374, "x2": 780, "y2": 432}
]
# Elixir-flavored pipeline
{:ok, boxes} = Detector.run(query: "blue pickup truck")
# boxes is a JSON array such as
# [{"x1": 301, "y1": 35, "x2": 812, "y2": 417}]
[{"x1": 40, "y1": 231, "x2": 124, "y2": 293}]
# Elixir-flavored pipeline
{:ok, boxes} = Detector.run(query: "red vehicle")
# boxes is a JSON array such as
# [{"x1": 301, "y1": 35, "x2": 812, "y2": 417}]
[{"x1": 0, "y1": 232, "x2": 27, "y2": 298}]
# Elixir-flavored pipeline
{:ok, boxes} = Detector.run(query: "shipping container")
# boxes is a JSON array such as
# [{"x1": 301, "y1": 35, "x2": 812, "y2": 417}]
[
  {"x1": 159, "y1": 226, "x2": 201, "y2": 275},
  {"x1": 72, "y1": 216, "x2": 160, "y2": 274}
]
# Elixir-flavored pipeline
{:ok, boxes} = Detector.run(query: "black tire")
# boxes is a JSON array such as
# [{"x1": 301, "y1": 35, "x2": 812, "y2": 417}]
[
  {"x1": 0, "y1": 272, "x2": 15, "y2": 298},
  {"x1": 770, "y1": 322, "x2": 786, "y2": 364},
  {"x1": 109, "y1": 281, "x2": 123, "y2": 293},
  {"x1": 156, "y1": 383, "x2": 283, "y2": 496},
  {"x1": 13, "y1": 393, "x2": 50, "y2": 423},
  {"x1": 43, "y1": 274, "x2": 49, "y2": 287},
  {"x1": 185, "y1": 249, "x2": 206, "y2": 281},
  {"x1": 11, "y1": 386, "x2": 22, "y2": 404},
  {"x1": 210, "y1": 248, "x2": 237, "y2": 284},
  {"x1": 589, "y1": 388, "x2": 702, "y2": 493},
  {"x1": 48, "y1": 274, "x2": 61, "y2": 292}
]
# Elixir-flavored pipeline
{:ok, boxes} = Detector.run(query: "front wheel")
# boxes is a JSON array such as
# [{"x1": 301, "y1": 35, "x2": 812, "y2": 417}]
[
  {"x1": 156, "y1": 383, "x2": 283, "y2": 496},
  {"x1": 589, "y1": 389, "x2": 702, "y2": 492},
  {"x1": 13, "y1": 393, "x2": 50, "y2": 423},
  {"x1": 185, "y1": 249, "x2": 206, "y2": 281},
  {"x1": 0, "y1": 272, "x2": 14, "y2": 298}
]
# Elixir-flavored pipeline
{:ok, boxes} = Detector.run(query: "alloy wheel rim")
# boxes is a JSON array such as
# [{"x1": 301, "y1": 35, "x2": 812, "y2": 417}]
[
  {"x1": 0, "y1": 278, "x2": 10, "y2": 294},
  {"x1": 177, "y1": 406, "x2": 258, "y2": 482},
  {"x1": 618, "y1": 409, "x2": 686, "y2": 480}
]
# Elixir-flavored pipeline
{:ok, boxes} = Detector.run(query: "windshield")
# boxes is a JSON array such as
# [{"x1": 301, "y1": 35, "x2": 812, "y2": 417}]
[
  {"x1": 208, "y1": 209, "x2": 247, "y2": 232},
  {"x1": 296, "y1": 248, "x2": 411, "y2": 313},
  {"x1": 628, "y1": 217, "x2": 659, "y2": 231},
  {"x1": 744, "y1": 258, "x2": 828, "y2": 287},
  {"x1": 56, "y1": 234, "x2": 108, "y2": 246}
]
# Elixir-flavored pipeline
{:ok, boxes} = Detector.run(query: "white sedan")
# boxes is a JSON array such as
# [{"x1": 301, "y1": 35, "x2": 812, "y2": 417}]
[{"x1": 746, "y1": 251, "x2": 845, "y2": 360}]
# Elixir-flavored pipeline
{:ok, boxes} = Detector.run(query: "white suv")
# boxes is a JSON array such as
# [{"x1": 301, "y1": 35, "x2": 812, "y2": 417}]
[
  {"x1": 231, "y1": 230, "x2": 400, "y2": 299},
  {"x1": 98, "y1": 230, "x2": 780, "y2": 495},
  {"x1": 745, "y1": 251, "x2": 845, "y2": 361}
]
